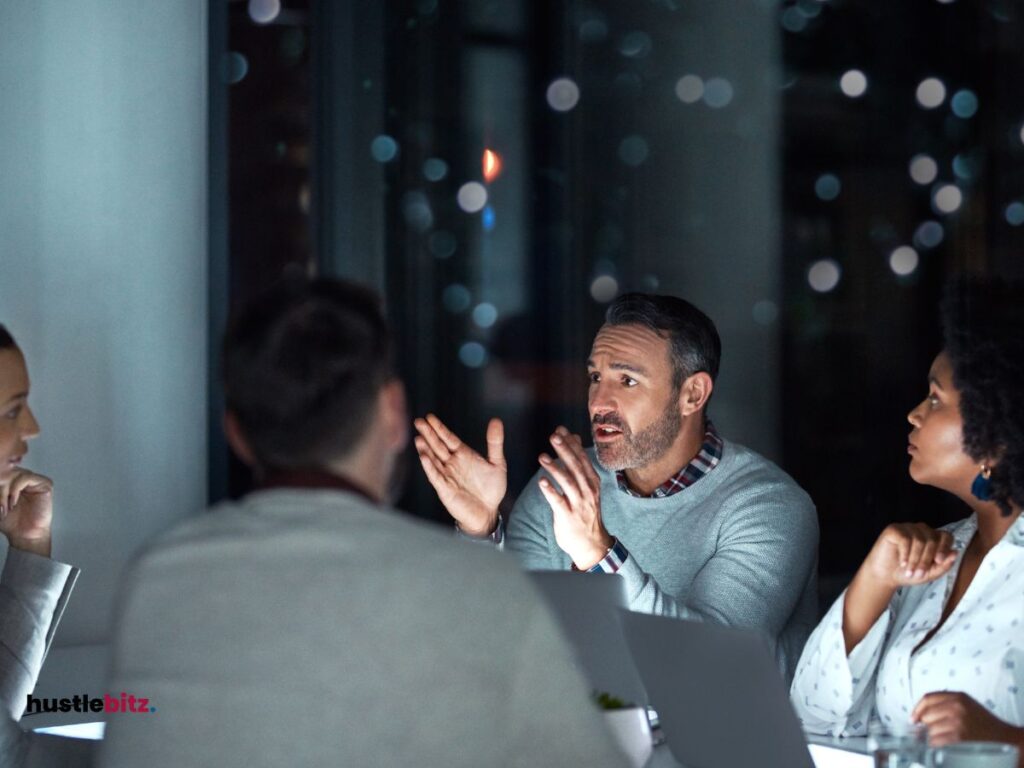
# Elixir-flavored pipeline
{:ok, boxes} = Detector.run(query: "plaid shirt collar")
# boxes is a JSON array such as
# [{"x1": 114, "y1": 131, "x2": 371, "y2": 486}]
[{"x1": 615, "y1": 421, "x2": 723, "y2": 498}]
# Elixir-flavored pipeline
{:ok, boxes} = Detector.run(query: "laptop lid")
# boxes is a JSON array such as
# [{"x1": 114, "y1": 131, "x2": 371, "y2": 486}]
[
  {"x1": 620, "y1": 611, "x2": 814, "y2": 768},
  {"x1": 528, "y1": 571, "x2": 648, "y2": 707}
]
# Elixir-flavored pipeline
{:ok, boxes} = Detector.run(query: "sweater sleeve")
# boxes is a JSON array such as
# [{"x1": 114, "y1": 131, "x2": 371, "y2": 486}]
[
  {"x1": 616, "y1": 478, "x2": 818, "y2": 641},
  {"x1": 790, "y1": 589, "x2": 895, "y2": 736},
  {"x1": 0, "y1": 548, "x2": 78, "y2": 721},
  {"x1": 506, "y1": 476, "x2": 570, "y2": 571}
]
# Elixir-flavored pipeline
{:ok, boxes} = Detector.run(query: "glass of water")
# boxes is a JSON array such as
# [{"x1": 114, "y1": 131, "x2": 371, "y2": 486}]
[
  {"x1": 932, "y1": 742, "x2": 1019, "y2": 768},
  {"x1": 867, "y1": 720, "x2": 929, "y2": 768}
]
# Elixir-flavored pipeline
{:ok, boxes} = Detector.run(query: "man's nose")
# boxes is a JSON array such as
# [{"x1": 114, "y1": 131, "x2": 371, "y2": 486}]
[{"x1": 589, "y1": 383, "x2": 617, "y2": 416}]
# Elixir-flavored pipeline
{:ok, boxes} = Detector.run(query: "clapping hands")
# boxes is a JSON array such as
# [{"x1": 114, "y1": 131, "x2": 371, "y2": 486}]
[{"x1": 413, "y1": 416, "x2": 614, "y2": 569}]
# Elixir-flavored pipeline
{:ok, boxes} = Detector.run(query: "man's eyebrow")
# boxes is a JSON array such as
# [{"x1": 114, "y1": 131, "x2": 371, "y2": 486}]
[
  {"x1": 0, "y1": 393, "x2": 27, "y2": 407},
  {"x1": 928, "y1": 374, "x2": 944, "y2": 390},
  {"x1": 609, "y1": 362, "x2": 648, "y2": 376},
  {"x1": 586, "y1": 359, "x2": 649, "y2": 376}
]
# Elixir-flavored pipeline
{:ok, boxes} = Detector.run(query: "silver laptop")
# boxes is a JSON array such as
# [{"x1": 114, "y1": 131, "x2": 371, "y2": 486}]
[
  {"x1": 528, "y1": 571, "x2": 648, "y2": 707},
  {"x1": 620, "y1": 611, "x2": 815, "y2": 768}
]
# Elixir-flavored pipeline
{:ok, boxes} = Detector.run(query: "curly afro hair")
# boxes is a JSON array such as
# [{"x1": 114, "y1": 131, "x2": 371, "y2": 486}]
[{"x1": 941, "y1": 276, "x2": 1024, "y2": 515}]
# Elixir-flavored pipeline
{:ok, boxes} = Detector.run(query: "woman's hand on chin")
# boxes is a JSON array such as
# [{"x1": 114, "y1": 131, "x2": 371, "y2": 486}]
[{"x1": 0, "y1": 468, "x2": 53, "y2": 558}]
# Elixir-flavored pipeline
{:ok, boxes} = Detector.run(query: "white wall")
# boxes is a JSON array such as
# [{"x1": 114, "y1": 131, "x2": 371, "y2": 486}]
[{"x1": 0, "y1": 0, "x2": 208, "y2": 658}]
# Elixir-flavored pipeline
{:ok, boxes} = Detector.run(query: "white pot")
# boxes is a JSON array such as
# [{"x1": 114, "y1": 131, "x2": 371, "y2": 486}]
[{"x1": 603, "y1": 707, "x2": 653, "y2": 768}]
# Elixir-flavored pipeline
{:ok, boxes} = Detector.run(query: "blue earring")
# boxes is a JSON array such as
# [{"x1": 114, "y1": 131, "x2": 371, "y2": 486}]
[{"x1": 971, "y1": 464, "x2": 993, "y2": 501}]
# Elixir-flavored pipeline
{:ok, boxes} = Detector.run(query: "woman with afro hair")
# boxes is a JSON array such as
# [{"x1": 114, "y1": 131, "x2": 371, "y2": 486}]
[{"x1": 792, "y1": 277, "x2": 1024, "y2": 756}]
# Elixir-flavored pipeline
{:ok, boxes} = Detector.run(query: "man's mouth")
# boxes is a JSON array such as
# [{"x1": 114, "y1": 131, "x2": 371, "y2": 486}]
[{"x1": 593, "y1": 425, "x2": 623, "y2": 441}]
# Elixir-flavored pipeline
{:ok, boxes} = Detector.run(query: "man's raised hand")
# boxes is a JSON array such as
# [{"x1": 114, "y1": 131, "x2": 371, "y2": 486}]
[
  {"x1": 413, "y1": 414, "x2": 507, "y2": 537},
  {"x1": 537, "y1": 426, "x2": 613, "y2": 570}
]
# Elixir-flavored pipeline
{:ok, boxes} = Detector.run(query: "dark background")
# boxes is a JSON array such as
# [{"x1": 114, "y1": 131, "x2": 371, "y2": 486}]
[{"x1": 214, "y1": 0, "x2": 1024, "y2": 596}]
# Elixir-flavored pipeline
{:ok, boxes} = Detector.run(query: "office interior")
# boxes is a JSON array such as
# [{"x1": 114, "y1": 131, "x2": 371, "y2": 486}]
[{"x1": 2, "y1": 0, "x2": 1022, "y2": 735}]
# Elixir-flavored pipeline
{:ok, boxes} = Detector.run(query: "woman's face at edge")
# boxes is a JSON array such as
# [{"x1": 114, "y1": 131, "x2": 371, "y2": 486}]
[
  {"x1": 0, "y1": 348, "x2": 40, "y2": 482},
  {"x1": 906, "y1": 351, "x2": 980, "y2": 500}
]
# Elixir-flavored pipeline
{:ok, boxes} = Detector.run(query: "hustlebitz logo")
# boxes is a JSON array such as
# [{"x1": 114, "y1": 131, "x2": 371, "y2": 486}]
[{"x1": 26, "y1": 692, "x2": 156, "y2": 714}]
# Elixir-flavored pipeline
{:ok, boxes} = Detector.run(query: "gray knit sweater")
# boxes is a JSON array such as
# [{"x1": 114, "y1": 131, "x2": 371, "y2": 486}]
[{"x1": 507, "y1": 439, "x2": 819, "y2": 682}]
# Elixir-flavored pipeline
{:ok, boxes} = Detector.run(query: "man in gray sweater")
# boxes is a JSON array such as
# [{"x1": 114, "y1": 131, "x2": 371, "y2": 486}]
[
  {"x1": 415, "y1": 293, "x2": 819, "y2": 681},
  {"x1": 95, "y1": 279, "x2": 625, "y2": 768}
]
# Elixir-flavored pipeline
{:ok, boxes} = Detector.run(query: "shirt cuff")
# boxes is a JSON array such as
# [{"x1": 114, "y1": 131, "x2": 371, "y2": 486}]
[
  {"x1": 573, "y1": 539, "x2": 629, "y2": 574},
  {"x1": 455, "y1": 516, "x2": 505, "y2": 547}
]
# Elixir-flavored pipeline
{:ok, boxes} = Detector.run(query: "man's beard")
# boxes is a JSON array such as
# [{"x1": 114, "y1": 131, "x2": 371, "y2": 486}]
[{"x1": 592, "y1": 394, "x2": 682, "y2": 471}]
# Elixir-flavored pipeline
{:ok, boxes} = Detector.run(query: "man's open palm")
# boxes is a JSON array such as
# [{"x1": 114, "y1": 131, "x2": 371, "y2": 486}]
[{"x1": 413, "y1": 414, "x2": 506, "y2": 537}]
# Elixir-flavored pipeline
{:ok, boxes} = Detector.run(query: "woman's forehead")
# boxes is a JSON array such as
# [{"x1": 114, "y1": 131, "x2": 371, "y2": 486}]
[
  {"x1": 929, "y1": 350, "x2": 954, "y2": 384},
  {"x1": 0, "y1": 348, "x2": 29, "y2": 402}
]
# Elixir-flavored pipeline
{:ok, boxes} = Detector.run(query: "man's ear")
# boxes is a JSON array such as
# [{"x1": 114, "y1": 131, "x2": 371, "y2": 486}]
[
  {"x1": 678, "y1": 372, "x2": 714, "y2": 417},
  {"x1": 223, "y1": 411, "x2": 257, "y2": 467},
  {"x1": 377, "y1": 378, "x2": 409, "y2": 453}
]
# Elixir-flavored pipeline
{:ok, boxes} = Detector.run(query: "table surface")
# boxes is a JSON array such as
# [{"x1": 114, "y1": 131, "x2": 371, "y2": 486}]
[{"x1": 644, "y1": 734, "x2": 872, "y2": 768}]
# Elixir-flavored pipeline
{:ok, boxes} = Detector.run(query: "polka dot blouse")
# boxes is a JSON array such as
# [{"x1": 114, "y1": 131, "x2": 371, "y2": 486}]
[{"x1": 791, "y1": 514, "x2": 1024, "y2": 736}]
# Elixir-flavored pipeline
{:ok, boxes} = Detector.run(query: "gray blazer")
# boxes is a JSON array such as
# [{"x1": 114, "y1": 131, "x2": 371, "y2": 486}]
[
  {"x1": 97, "y1": 489, "x2": 625, "y2": 768},
  {"x1": 0, "y1": 548, "x2": 81, "y2": 767}
]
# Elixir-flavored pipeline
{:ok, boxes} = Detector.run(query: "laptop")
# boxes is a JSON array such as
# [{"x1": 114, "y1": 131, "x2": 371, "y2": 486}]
[
  {"x1": 528, "y1": 571, "x2": 648, "y2": 707},
  {"x1": 620, "y1": 611, "x2": 817, "y2": 768}
]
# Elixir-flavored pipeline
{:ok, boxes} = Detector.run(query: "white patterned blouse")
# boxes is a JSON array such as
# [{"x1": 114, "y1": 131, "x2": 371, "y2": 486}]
[{"x1": 791, "y1": 513, "x2": 1024, "y2": 736}]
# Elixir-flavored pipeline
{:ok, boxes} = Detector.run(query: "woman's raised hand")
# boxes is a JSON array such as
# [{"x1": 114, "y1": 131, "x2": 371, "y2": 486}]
[
  {"x1": 843, "y1": 523, "x2": 959, "y2": 652},
  {"x1": 864, "y1": 523, "x2": 958, "y2": 589},
  {"x1": 413, "y1": 414, "x2": 507, "y2": 538}
]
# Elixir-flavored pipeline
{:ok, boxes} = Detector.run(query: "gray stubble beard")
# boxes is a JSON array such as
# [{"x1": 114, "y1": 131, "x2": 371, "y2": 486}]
[{"x1": 593, "y1": 394, "x2": 683, "y2": 472}]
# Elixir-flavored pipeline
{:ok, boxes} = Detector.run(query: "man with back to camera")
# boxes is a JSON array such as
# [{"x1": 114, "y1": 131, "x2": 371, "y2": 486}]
[
  {"x1": 92, "y1": 278, "x2": 627, "y2": 768},
  {"x1": 414, "y1": 293, "x2": 819, "y2": 682}
]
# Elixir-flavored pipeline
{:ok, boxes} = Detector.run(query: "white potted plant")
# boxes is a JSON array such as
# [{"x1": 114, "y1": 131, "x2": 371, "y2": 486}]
[{"x1": 594, "y1": 692, "x2": 654, "y2": 768}]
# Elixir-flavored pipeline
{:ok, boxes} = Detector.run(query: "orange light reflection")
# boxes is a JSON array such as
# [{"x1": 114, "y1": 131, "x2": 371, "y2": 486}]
[{"x1": 482, "y1": 149, "x2": 503, "y2": 183}]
